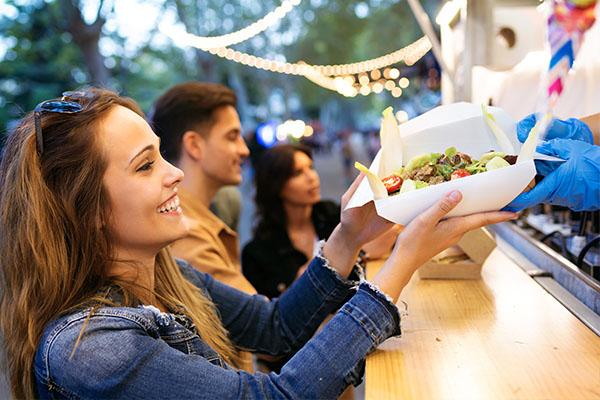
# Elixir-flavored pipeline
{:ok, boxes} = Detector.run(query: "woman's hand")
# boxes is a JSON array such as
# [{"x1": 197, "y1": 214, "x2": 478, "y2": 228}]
[
  {"x1": 371, "y1": 191, "x2": 517, "y2": 302},
  {"x1": 362, "y1": 224, "x2": 403, "y2": 260},
  {"x1": 323, "y1": 173, "x2": 395, "y2": 277},
  {"x1": 338, "y1": 172, "x2": 395, "y2": 248}
]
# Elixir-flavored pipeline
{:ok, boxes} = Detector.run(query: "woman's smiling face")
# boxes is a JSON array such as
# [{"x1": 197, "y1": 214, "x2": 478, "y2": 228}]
[{"x1": 100, "y1": 105, "x2": 189, "y2": 259}]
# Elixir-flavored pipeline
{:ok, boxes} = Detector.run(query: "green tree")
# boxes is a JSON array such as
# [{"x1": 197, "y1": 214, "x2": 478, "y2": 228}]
[
  {"x1": 0, "y1": 0, "x2": 86, "y2": 132},
  {"x1": 0, "y1": 0, "x2": 442, "y2": 136},
  {"x1": 0, "y1": 0, "x2": 199, "y2": 132}
]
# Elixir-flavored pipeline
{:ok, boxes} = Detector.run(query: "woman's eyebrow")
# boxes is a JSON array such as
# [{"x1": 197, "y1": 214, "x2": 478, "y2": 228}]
[{"x1": 127, "y1": 144, "x2": 155, "y2": 168}]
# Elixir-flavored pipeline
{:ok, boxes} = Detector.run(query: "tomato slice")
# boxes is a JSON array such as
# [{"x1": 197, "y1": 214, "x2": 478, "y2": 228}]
[
  {"x1": 450, "y1": 169, "x2": 471, "y2": 180},
  {"x1": 382, "y1": 174, "x2": 402, "y2": 193}
]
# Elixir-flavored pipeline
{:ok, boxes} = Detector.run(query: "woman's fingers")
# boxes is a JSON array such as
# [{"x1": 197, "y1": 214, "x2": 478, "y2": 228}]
[
  {"x1": 415, "y1": 190, "x2": 463, "y2": 226},
  {"x1": 414, "y1": 190, "x2": 517, "y2": 231},
  {"x1": 446, "y1": 210, "x2": 518, "y2": 233}
]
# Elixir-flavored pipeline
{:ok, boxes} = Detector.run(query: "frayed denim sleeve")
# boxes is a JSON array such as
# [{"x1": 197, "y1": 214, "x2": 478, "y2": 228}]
[
  {"x1": 275, "y1": 279, "x2": 404, "y2": 393},
  {"x1": 202, "y1": 243, "x2": 370, "y2": 356},
  {"x1": 313, "y1": 239, "x2": 365, "y2": 288},
  {"x1": 330, "y1": 282, "x2": 403, "y2": 388},
  {"x1": 343, "y1": 282, "x2": 402, "y2": 345},
  {"x1": 312, "y1": 239, "x2": 402, "y2": 340}
]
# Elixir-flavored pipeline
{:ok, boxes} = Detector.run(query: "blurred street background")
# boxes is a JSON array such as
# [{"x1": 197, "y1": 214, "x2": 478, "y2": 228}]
[{"x1": 3, "y1": 0, "x2": 598, "y2": 215}]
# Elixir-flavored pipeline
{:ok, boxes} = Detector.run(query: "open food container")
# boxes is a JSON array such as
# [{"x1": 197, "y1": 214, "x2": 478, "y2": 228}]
[
  {"x1": 348, "y1": 102, "x2": 557, "y2": 279},
  {"x1": 347, "y1": 102, "x2": 541, "y2": 226}
]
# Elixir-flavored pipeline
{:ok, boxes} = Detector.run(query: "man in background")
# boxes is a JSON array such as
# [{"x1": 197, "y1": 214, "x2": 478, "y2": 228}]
[{"x1": 149, "y1": 82, "x2": 256, "y2": 295}]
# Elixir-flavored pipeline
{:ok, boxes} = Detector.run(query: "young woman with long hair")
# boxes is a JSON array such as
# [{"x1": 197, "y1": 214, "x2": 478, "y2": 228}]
[
  {"x1": 0, "y1": 88, "x2": 516, "y2": 399},
  {"x1": 243, "y1": 144, "x2": 332, "y2": 299},
  {"x1": 243, "y1": 143, "x2": 398, "y2": 299}
]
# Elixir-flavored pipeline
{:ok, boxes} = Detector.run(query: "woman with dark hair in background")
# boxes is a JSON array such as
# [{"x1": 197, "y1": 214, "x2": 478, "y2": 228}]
[
  {"x1": 243, "y1": 144, "x2": 338, "y2": 299},
  {"x1": 243, "y1": 143, "x2": 400, "y2": 300}
]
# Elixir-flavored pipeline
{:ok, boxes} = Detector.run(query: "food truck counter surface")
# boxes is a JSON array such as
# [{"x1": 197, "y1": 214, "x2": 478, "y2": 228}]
[{"x1": 364, "y1": 222, "x2": 600, "y2": 400}]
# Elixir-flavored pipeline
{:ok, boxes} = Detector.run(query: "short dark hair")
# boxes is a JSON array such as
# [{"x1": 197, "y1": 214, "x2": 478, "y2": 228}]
[
  {"x1": 149, "y1": 82, "x2": 237, "y2": 163},
  {"x1": 253, "y1": 143, "x2": 313, "y2": 237}
]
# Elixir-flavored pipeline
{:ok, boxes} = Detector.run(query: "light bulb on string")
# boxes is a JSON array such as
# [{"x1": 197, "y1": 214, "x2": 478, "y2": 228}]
[{"x1": 360, "y1": 86, "x2": 371, "y2": 96}]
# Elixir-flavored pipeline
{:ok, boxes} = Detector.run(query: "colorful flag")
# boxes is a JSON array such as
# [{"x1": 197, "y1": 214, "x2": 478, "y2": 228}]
[{"x1": 546, "y1": 0, "x2": 597, "y2": 108}]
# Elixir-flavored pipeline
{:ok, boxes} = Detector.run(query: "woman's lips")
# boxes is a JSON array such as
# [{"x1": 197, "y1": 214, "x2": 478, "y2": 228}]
[{"x1": 157, "y1": 194, "x2": 181, "y2": 214}]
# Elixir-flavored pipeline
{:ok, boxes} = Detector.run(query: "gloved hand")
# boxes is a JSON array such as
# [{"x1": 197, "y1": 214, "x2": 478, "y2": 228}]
[
  {"x1": 517, "y1": 114, "x2": 594, "y2": 144},
  {"x1": 504, "y1": 139, "x2": 600, "y2": 212}
]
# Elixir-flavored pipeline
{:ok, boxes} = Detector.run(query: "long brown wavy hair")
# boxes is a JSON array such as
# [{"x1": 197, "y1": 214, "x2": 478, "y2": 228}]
[
  {"x1": 0, "y1": 89, "x2": 239, "y2": 399},
  {"x1": 253, "y1": 143, "x2": 313, "y2": 238}
]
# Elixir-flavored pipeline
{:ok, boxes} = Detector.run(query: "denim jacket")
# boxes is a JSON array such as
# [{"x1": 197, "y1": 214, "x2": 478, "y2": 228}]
[{"x1": 34, "y1": 252, "x2": 401, "y2": 399}]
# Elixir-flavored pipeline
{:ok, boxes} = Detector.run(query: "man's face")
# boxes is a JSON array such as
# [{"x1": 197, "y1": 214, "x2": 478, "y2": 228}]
[{"x1": 199, "y1": 105, "x2": 249, "y2": 187}]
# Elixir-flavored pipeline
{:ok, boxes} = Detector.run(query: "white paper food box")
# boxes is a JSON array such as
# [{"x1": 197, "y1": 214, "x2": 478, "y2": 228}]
[{"x1": 346, "y1": 102, "x2": 538, "y2": 225}]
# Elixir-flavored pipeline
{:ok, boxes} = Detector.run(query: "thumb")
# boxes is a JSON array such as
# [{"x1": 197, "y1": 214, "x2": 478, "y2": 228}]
[
  {"x1": 418, "y1": 190, "x2": 462, "y2": 224},
  {"x1": 341, "y1": 171, "x2": 365, "y2": 208},
  {"x1": 533, "y1": 159, "x2": 555, "y2": 176},
  {"x1": 517, "y1": 114, "x2": 537, "y2": 143},
  {"x1": 536, "y1": 138, "x2": 577, "y2": 159}
]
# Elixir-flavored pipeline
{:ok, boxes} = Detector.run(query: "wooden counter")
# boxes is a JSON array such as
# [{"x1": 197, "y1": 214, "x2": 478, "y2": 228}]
[{"x1": 365, "y1": 248, "x2": 600, "y2": 399}]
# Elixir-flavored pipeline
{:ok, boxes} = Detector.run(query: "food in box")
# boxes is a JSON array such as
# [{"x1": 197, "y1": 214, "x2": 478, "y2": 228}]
[{"x1": 346, "y1": 102, "x2": 541, "y2": 226}]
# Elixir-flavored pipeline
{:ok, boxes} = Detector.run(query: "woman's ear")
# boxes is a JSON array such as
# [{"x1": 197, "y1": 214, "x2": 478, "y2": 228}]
[{"x1": 181, "y1": 131, "x2": 205, "y2": 161}]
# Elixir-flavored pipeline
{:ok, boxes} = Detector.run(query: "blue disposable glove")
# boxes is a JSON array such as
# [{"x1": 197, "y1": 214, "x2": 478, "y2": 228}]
[
  {"x1": 504, "y1": 139, "x2": 600, "y2": 212},
  {"x1": 518, "y1": 114, "x2": 595, "y2": 176},
  {"x1": 517, "y1": 114, "x2": 594, "y2": 144}
]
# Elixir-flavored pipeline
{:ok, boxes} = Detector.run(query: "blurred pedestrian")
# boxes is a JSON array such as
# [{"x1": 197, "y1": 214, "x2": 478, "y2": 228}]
[{"x1": 368, "y1": 129, "x2": 380, "y2": 161}]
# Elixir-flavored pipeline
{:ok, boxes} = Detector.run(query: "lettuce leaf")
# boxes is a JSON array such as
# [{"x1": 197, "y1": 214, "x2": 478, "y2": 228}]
[{"x1": 378, "y1": 107, "x2": 404, "y2": 178}]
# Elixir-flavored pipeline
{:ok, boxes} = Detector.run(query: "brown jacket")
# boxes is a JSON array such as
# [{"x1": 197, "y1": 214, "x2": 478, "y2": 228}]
[
  {"x1": 170, "y1": 188, "x2": 256, "y2": 372},
  {"x1": 171, "y1": 188, "x2": 257, "y2": 295}
]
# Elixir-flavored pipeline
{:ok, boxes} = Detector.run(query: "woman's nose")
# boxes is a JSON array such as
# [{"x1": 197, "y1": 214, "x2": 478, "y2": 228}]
[{"x1": 166, "y1": 162, "x2": 184, "y2": 186}]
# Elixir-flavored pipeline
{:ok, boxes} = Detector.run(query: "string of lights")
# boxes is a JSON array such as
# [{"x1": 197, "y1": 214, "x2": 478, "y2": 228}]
[
  {"x1": 304, "y1": 69, "x2": 414, "y2": 98},
  {"x1": 201, "y1": 37, "x2": 431, "y2": 97},
  {"x1": 163, "y1": 29, "x2": 431, "y2": 77},
  {"x1": 160, "y1": 2, "x2": 432, "y2": 97},
  {"x1": 159, "y1": 0, "x2": 302, "y2": 50}
]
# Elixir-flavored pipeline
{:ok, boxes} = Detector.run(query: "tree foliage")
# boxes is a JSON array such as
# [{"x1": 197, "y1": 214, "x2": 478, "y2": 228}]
[{"x1": 0, "y1": 0, "x2": 442, "y2": 136}]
